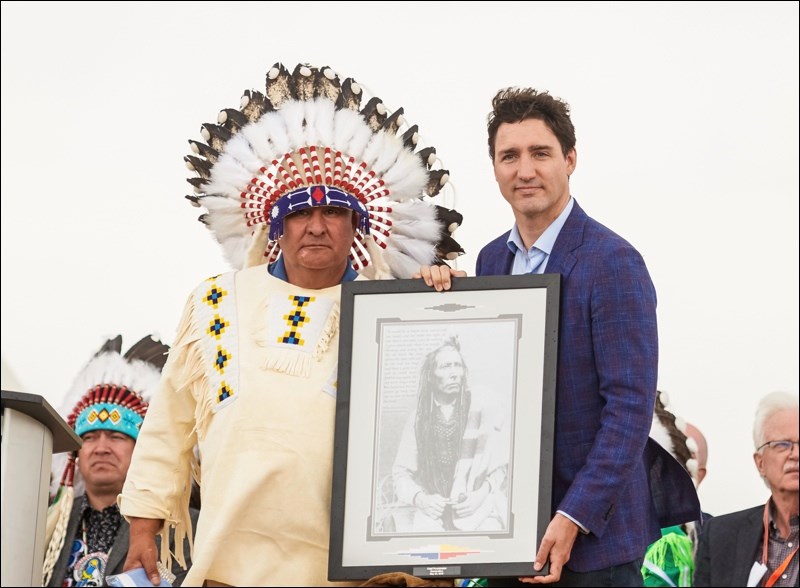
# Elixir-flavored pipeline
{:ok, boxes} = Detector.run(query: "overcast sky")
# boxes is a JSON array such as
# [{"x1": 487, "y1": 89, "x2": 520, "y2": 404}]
[{"x1": 2, "y1": 1, "x2": 797, "y2": 518}]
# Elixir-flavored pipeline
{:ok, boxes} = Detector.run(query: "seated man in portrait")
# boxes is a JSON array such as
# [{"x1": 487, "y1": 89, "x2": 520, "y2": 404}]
[{"x1": 392, "y1": 336, "x2": 508, "y2": 533}]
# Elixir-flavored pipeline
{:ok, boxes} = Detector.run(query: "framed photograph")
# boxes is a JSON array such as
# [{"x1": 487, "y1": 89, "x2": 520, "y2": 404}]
[{"x1": 329, "y1": 274, "x2": 560, "y2": 581}]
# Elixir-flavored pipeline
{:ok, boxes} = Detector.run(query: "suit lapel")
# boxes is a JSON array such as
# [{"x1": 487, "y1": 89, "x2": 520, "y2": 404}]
[
  {"x1": 106, "y1": 518, "x2": 129, "y2": 576},
  {"x1": 544, "y1": 200, "x2": 585, "y2": 277},
  {"x1": 732, "y1": 506, "x2": 766, "y2": 584},
  {"x1": 48, "y1": 498, "x2": 85, "y2": 587},
  {"x1": 48, "y1": 498, "x2": 135, "y2": 585},
  {"x1": 489, "y1": 236, "x2": 514, "y2": 275}
]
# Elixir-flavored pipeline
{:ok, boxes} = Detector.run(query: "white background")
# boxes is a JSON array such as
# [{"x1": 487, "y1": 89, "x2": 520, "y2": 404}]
[{"x1": 2, "y1": 1, "x2": 797, "y2": 519}]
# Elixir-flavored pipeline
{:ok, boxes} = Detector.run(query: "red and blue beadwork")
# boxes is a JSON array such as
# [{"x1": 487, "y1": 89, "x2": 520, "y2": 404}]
[{"x1": 268, "y1": 185, "x2": 370, "y2": 241}]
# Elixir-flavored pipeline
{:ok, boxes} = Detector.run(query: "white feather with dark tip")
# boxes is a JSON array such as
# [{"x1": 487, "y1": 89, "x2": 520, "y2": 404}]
[
  {"x1": 265, "y1": 62, "x2": 293, "y2": 108},
  {"x1": 381, "y1": 149, "x2": 429, "y2": 201},
  {"x1": 309, "y1": 98, "x2": 336, "y2": 147},
  {"x1": 240, "y1": 117, "x2": 281, "y2": 165},
  {"x1": 259, "y1": 110, "x2": 291, "y2": 159},
  {"x1": 203, "y1": 151, "x2": 254, "y2": 199},
  {"x1": 381, "y1": 246, "x2": 433, "y2": 278},
  {"x1": 385, "y1": 233, "x2": 437, "y2": 265},
  {"x1": 361, "y1": 132, "x2": 400, "y2": 176},
  {"x1": 387, "y1": 201, "x2": 440, "y2": 241},
  {"x1": 203, "y1": 195, "x2": 250, "y2": 232},
  {"x1": 333, "y1": 107, "x2": 372, "y2": 159},
  {"x1": 291, "y1": 64, "x2": 315, "y2": 102},
  {"x1": 314, "y1": 66, "x2": 341, "y2": 103},
  {"x1": 280, "y1": 99, "x2": 307, "y2": 150},
  {"x1": 223, "y1": 133, "x2": 266, "y2": 175}
]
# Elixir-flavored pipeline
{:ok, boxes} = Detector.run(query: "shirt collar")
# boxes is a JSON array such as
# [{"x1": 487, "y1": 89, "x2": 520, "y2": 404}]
[
  {"x1": 506, "y1": 196, "x2": 574, "y2": 255},
  {"x1": 79, "y1": 494, "x2": 121, "y2": 517},
  {"x1": 767, "y1": 498, "x2": 800, "y2": 535},
  {"x1": 268, "y1": 255, "x2": 358, "y2": 283}
]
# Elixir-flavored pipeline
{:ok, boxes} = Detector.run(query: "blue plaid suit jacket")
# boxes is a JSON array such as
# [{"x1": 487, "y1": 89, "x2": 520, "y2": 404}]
[{"x1": 476, "y1": 199, "x2": 700, "y2": 572}]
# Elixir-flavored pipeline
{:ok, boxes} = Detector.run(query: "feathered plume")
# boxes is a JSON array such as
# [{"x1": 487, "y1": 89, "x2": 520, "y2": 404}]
[{"x1": 123, "y1": 334, "x2": 169, "y2": 370}]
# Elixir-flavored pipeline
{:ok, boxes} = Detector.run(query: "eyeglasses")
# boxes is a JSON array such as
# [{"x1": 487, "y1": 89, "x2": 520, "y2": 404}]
[{"x1": 757, "y1": 440, "x2": 799, "y2": 453}]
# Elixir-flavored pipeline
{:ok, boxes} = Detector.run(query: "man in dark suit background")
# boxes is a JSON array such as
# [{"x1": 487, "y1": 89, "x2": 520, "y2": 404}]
[
  {"x1": 420, "y1": 87, "x2": 699, "y2": 586},
  {"x1": 693, "y1": 391, "x2": 798, "y2": 587}
]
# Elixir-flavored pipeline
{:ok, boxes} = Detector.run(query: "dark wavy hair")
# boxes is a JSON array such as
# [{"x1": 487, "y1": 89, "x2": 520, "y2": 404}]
[{"x1": 487, "y1": 87, "x2": 576, "y2": 161}]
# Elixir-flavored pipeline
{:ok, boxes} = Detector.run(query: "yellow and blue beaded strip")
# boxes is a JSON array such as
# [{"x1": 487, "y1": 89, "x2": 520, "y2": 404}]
[{"x1": 194, "y1": 273, "x2": 239, "y2": 412}]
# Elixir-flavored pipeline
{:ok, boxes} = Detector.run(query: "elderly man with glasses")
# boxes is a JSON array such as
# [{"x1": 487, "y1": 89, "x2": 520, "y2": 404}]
[{"x1": 694, "y1": 391, "x2": 799, "y2": 587}]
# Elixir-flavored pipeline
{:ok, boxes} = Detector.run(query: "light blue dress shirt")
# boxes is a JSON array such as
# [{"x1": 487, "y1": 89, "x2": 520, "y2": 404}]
[
  {"x1": 268, "y1": 255, "x2": 359, "y2": 283},
  {"x1": 506, "y1": 197, "x2": 574, "y2": 275}
]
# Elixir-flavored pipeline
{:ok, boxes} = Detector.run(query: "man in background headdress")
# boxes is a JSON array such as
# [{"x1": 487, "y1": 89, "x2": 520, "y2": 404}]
[{"x1": 43, "y1": 335, "x2": 198, "y2": 587}]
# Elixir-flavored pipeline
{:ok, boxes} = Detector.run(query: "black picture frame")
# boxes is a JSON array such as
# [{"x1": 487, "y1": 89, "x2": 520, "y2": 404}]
[{"x1": 329, "y1": 274, "x2": 560, "y2": 581}]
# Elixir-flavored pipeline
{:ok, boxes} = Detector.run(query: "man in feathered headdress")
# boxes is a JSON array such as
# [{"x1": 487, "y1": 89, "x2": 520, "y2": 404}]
[
  {"x1": 43, "y1": 335, "x2": 198, "y2": 587},
  {"x1": 118, "y1": 62, "x2": 464, "y2": 587}
]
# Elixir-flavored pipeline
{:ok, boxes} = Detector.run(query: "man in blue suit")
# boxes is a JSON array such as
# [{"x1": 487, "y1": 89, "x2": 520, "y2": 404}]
[{"x1": 422, "y1": 87, "x2": 699, "y2": 586}]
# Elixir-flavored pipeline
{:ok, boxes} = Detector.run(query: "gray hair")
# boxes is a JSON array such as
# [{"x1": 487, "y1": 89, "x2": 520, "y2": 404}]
[{"x1": 752, "y1": 391, "x2": 799, "y2": 451}]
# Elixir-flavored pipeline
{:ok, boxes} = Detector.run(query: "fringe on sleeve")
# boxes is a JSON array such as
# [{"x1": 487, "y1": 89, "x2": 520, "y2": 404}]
[{"x1": 154, "y1": 291, "x2": 206, "y2": 570}]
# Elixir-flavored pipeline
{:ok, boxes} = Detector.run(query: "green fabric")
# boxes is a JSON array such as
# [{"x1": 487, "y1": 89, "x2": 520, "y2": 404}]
[{"x1": 642, "y1": 526, "x2": 695, "y2": 587}]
